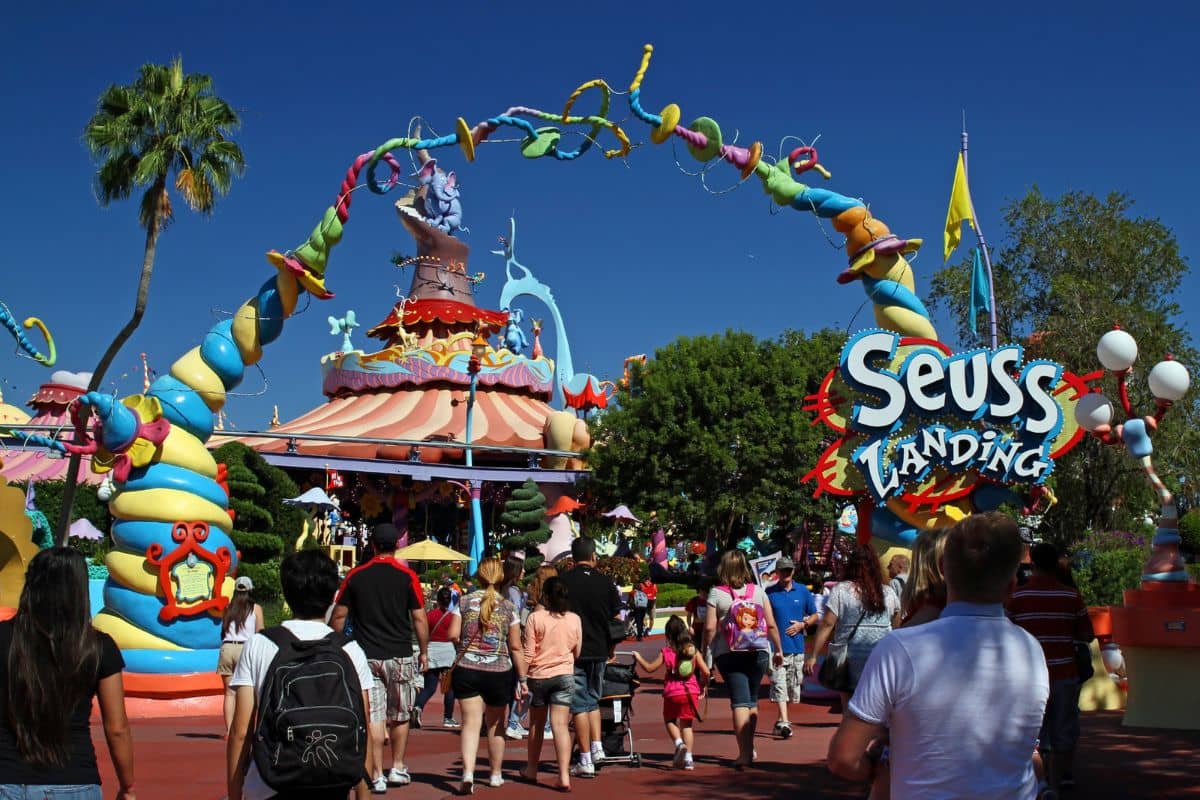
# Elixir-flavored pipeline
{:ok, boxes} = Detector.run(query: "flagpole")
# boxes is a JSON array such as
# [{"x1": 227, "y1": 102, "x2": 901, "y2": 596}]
[{"x1": 960, "y1": 126, "x2": 1000, "y2": 350}]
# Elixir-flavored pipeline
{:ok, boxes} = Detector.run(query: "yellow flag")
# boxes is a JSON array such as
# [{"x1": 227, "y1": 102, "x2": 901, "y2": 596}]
[{"x1": 944, "y1": 152, "x2": 975, "y2": 262}]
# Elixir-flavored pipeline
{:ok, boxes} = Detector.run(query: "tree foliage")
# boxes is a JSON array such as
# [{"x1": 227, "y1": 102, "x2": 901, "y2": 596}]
[
  {"x1": 586, "y1": 329, "x2": 844, "y2": 536},
  {"x1": 212, "y1": 442, "x2": 306, "y2": 600},
  {"x1": 499, "y1": 478, "x2": 549, "y2": 570},
  {"x1": 929, "y1": 190, "x2": 1198, "y2": 544}
]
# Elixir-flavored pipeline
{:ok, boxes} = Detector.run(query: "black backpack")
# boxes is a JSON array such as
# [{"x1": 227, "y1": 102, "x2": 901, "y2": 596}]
[{"x1": 252, "y1": 627, "x2": 367, "y2": 792}]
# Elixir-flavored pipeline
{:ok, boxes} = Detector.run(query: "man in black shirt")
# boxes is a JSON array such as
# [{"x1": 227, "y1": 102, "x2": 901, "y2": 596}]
[
  {"x1": 559, "y1": 536, "x2": 619, "y2": 778},
  {"x1": 331, "y1": 523, "x2": 429, "y2": 792}
]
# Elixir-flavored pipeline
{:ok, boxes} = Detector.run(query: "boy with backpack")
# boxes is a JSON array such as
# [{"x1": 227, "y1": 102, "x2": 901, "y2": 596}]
[{"x1": 228, "y1": 550, "x2": 374, "y2": 800}]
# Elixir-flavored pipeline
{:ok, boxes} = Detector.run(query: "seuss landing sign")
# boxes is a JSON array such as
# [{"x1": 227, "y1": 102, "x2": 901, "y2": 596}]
[{"x1": 804, "y1": 331, "x2": 1095, "y2": 542}]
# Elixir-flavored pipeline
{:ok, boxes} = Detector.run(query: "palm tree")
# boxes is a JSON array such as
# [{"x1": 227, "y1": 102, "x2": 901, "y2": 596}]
[{"x1": 56, "y1": 57, "x2": 245, "y2": 541}]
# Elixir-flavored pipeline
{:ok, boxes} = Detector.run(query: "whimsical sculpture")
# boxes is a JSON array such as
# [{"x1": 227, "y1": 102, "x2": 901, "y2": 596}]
[
  {"x1": 0, "y1": 301, "x2": 56, "y2": 367},
  {"x1": 327, "y1": 310, "x2": 359, "y2": 353},
  {"x1": 495, "y1": 219, "x2": 613, "y2": 413},
  {"x1": 502, "y1": 308, "x2": 530, "y2": 355},
  {"x1": 414, "y1": 158, "x2": 465, "y2": 235}
]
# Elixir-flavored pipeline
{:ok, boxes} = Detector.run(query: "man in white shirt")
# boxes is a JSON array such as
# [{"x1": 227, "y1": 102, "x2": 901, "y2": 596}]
[
  {"x1": 827, "y1": 512, "x2": 1049, "y2": 799},
  {"x1": 228, "y1": 550, "x2": 374, "y2": 800}
]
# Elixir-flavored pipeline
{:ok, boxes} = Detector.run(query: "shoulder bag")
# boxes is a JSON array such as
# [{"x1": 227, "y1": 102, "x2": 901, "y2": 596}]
[
  {"x1": 441, "y1": 610, "x2": 482, "y2": 695},
  {"x1": 817, "y1": 609, "x2": 867, "y2": 693}
]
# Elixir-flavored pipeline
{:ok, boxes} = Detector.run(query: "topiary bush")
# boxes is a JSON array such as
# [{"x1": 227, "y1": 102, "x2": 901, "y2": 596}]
[
  {"x1": 500, "y1": 479, "x2": 550, "y2": 571},
  {"x1": 230, "y1": 531, "x2": 285, "y2": 563},
  {"x1": 1073, "y1": 548, "x2": 1144, "y2": 607},
  {"x1": 237, "y1": 560, "x2": 281, "y2": 602}
]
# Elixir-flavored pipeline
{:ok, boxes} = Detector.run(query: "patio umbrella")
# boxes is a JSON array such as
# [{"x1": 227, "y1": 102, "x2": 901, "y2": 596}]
[
  {"x1": 69, "y1": 518, "x2": 105, "y2": 541},
  {"x1": 394, "y1": 539, "x2": 471, "y2": 562},
  {"x1": 602, "y1": 504, "x2": 639, "y2": 523}
]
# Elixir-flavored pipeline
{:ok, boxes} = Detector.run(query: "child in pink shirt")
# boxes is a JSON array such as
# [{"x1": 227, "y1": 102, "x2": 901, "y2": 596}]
[
  {"x1": 521, "y1": 577, "x2": 581, "y2": 791},
  {"x1": 634, "y1": 615, "x2": 709, "y2": 770}
]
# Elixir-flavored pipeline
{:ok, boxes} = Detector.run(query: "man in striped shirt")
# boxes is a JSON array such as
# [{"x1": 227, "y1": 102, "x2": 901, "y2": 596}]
[{"x1": 1008, "y1": 542, "x2": 1094, "y2": 793}]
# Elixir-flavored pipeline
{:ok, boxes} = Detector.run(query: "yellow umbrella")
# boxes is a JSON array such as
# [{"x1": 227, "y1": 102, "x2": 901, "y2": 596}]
[{"x1": 394, "y1": 539, "x2": 471, "y2": 562}]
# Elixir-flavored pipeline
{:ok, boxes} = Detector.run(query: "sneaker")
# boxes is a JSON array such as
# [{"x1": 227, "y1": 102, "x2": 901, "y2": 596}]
[
  {"x1": 459, "y1": 775, "x2": 475, "y2": 796},
  {"x1": 386, "y1": 766, "x2": 412, "y2": 786},
  {"x1": 683, "y1": 758, "x2": 695, "y2": 771},
  {"x1": 570, "y1": 762, "x2": 595, "y2": 779},
  {"x1": 543, "y1": 725, "x2": 553, "y2": 740},
  {"x1": 411, "y1": 707, "x2": 422, "y2": 730},
  {"x1": 371, "y1": 776, "x2": 388, "y2": 794},
  {"x1": 444, "y1": 717, "x2": 462, "y2": 728},
  {"x1": 489, "y1": 774, "x2": 505, "y2": 788},
  {"x1": 672, "y1": 742, "x2": 688, "y2": 769},
  {"x1": 778, "y1": 722, "x2": 793, "y2": 740},
  {"x1": 505, "y1": 724, "x2": 526, "y2": 740},
  {"x1": 591, "y1": 746, "x2": 606, "y2": 763}
]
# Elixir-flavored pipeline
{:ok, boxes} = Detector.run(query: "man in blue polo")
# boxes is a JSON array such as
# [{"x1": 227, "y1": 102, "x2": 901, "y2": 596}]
[{"x1": 766, "y1": 556, "x2": 819, "y2": 739}]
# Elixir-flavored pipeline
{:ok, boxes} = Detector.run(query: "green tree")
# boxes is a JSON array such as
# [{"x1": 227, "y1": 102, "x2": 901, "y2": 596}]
[
  {"x1": 212, "y1": 442, "x2": 306, "y2": 600},
  {"x1": 929, "y1": 189, "x2": 1199, "y2": 544},
  {"x1": 500, "y1": 479, "x2": 550, "y2": 570},
  {"x1": 58, "y1": 58, "x2": 245, "y2": 541},
  {"x1": 586, "y1": 328, "x2": 843, "y2": 536}
]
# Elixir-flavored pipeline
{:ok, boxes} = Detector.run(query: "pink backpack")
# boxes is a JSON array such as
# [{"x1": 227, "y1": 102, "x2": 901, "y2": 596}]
[{"x1": 721, "y1": 585, "x2": 769, "y2": 651}]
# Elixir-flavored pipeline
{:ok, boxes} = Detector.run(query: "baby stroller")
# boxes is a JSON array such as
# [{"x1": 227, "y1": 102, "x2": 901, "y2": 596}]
[{"x1": 598, "y1": 653, "x2": 642, "y2": 767}]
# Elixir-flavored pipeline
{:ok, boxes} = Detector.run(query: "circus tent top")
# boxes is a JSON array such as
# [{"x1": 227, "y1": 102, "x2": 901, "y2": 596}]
[{"x1": 0, "y1": 371, "x2": 103, "y2": 485}]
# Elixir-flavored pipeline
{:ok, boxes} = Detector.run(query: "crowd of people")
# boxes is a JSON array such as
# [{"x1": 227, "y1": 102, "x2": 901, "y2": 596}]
[{"x1": 0, "y1": 512, "x2": 1098, "y2": 799}]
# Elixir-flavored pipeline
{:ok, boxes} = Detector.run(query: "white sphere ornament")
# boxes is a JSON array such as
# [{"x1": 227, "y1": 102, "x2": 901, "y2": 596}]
[
  {"x1": 1097, "y1": 328, "x2": 1139, "y2": 371},
  {"x1": 1074, "y1": 392, "x2": 1114, "y2": 432},
  {"x1": 1148, "y1": 359, "x2": 1190, "y2": 401}
]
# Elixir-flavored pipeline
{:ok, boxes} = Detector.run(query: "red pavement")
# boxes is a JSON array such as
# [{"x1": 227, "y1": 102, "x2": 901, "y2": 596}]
[{"x1": 94, "y1": 638, "x2": 1200, "y2": 799}]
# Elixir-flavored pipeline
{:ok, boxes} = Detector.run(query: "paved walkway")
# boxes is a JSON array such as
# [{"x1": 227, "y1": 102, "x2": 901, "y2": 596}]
[{"x1": 94, "y1": 639, "x2": 1200, "y2": 798}]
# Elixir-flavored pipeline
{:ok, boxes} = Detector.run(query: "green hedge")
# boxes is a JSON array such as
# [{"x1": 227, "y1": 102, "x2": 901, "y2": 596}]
[
  {"x1": 655, "y1": 583, "x2": 695, "y2": 607},
  {"x1": 231, "y1": 531, "x2": 285, "y2": 563},
  {"x1": 1074, "y1": 548, "x2": 1144, "y2": 607},
  {"x1": 1179, "y1": 510, "x2": 1200, "y2": 556},
  {"x1": 237, "y1": 560, "x2": 281, "y2": 602}
]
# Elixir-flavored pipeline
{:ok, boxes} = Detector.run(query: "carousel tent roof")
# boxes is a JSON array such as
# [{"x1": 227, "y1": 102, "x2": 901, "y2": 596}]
[
  {"x1": 239, "y1": 387, "x2": 557, "y2": 461},
  {"x1": 0, "y1": 376, "x2": 103, "y2": 485}
]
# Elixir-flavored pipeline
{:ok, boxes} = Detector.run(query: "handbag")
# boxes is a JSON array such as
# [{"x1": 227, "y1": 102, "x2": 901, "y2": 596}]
[
  {"x1": 817, "y1": 610, "x2": 867, "y2": 693},
  {"x1": 442, "y1": 615, "x2": 482, "y2": 694}
]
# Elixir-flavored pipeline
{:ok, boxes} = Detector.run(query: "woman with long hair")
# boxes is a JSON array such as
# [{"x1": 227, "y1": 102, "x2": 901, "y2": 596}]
[
  {"x1": 804, "y1": 542, "x2": 901, "y2": 709},
  {"x1": 0, "y1": 547, "x2": 135, "y2": 799},
  {"x1": 702, "y1": 549, "x2": 784, "y2": 770},
  {"x1": 218, "y1": 575, "x2": 264, "y2": 733},
  {"x1": 414, "y1": 587, "x2": 462, "y2": 728},
  {"x1": 520, "y1": 577, "x2": 581, "y2": 791},
  {"x1": 900, "y1": 529, "x2": 949, "y2": 627},
  {"x1": 452, "y1": 557, "x2": 529, "y2": 795}
]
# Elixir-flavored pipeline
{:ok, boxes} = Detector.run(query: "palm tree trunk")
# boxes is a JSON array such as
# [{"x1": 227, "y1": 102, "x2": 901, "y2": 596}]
[{"x1": 56, "y1": 183, "x2": 165, "y2": 544}]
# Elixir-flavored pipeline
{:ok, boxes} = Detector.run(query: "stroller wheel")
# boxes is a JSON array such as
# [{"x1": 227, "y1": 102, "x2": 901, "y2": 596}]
[{"x1": 631, "y1": 753, "x2": 641, "y2": 768}]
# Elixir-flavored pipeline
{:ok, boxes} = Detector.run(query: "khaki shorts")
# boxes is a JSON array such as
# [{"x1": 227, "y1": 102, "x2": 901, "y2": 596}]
[
  {"x1": 769, "y1": 652, "x2": 805, "y2": 704},
  {"x1": 368, "y1": 656, "x2": 419, "y2": 725},
  {"x1": 217, "y1": 642, "x2": 245, "y2": 677}
]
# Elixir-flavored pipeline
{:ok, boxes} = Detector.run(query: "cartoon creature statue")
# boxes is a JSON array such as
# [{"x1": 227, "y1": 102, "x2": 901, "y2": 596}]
[
  {"x1": 327, "y1": 310, "x2": 359, "y2": 353},
  {"x1": 414, "y1": 158, "x2": 464, "y2": 235},
  {"x1": 502, "y1": 308, "x2": 530, "y2": 355}
]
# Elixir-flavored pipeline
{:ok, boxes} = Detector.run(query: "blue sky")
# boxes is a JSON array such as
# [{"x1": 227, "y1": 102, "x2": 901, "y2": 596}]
[{"x1": 2, "y1": 2, "x2": 1197, "y2": 429}]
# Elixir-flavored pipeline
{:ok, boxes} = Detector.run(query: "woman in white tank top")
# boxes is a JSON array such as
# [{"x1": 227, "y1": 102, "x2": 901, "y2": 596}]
[{"x1": 218, "y1": 576, "x2": 264, "y2": 733}]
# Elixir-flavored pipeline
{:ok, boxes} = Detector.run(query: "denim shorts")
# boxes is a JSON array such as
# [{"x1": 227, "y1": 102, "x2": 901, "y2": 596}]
[
  {"x1": 528, "y1": 674, "x2": 575, "y2": 708},
  {"x1": 0, "y1": 787, "x2": 102, "y2": 799},
  {"x1": 570, "y1": 659, "x2": 605, "y2": 714},
  {"x1": 715, "y1": 650, "x2": 769, "y2": 709}
]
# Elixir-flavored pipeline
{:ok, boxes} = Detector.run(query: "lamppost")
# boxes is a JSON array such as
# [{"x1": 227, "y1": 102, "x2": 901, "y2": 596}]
[
  {"x1": 1073, "y1": 326, "x2": 1191, "y2": 582},
  {"x1": 466, "y1": 330, "x2": 489, "y2": 574}
]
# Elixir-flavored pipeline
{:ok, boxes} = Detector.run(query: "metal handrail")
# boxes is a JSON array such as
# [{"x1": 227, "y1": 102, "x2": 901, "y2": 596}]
[{"x1": 5, "y1": 423, "x2": 586, "y2": 460}]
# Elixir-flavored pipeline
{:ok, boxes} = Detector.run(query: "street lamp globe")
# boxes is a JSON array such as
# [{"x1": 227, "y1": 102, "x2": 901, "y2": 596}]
[
  {"x1": 1097, "y1": 328, "x2": 1138, "y2": 371},
  {"x1": 1148, "y1": 359, "x2": 1190, "y2": 402},
  {"x1": 1074, "y1": 391, "x2": 1114, "y2": 432}
]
